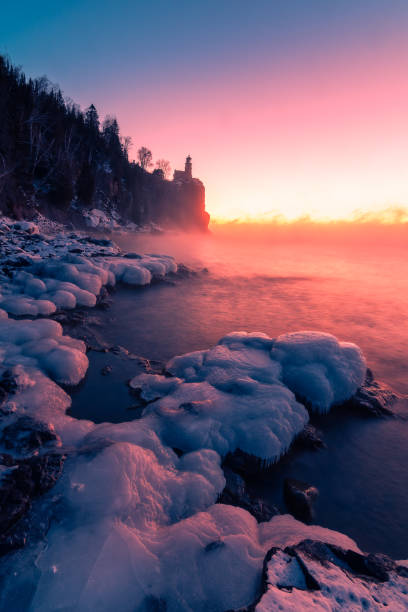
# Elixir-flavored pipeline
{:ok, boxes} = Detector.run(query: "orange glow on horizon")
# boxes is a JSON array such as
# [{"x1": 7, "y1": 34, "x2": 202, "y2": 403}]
[
  {"x1": 209, "y1": 205, "x2": 408, "y2": 226},
  {"x1": 95, "y1": 22, "x2": 408, "y2": 222}
]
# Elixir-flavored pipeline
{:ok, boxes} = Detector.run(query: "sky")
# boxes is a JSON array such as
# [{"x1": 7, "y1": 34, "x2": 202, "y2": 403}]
[{"x1": 2, "y1": 0, "x2": 408, "y2": 222}]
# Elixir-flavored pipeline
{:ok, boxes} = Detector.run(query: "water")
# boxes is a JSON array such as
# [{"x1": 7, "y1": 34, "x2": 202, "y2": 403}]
[{"x1": 69, "y1": 225, "x2": 408, "y2": 558}]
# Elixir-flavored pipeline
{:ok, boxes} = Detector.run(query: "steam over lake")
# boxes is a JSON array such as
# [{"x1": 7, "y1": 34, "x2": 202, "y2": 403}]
[{"x1": 69, "y1": 225, "x2": 408, "y2": 558}]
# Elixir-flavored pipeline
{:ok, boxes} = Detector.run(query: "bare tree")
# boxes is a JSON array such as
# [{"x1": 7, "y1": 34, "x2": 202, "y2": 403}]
[
  {"x1": 138, "y1": 147, "x2": 153, "y2": 170},
  {"x1": 121, "y1": 136, "x2": 133, "y2": 160},
  {"x1": 155, "y1": 158, "x2": 171, "y2": 179}
]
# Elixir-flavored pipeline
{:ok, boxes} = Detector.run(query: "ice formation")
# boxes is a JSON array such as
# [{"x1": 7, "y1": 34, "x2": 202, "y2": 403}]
[
  {"x1": 272, "y1": 331, "x2": 367, "y2": 413},
  {"x1": 1, "y1": 216, "x2": 400, "y2": 612},
  {"x1": 135, "y1": 329, "x2": 365, "y2": 460},
  {"x1": 0, "y1": 216, "x2": 179, "y2": 319}
]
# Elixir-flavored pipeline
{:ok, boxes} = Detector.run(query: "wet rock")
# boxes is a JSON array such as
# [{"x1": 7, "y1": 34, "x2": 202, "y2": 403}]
[
  {"x1": 0, "y1": 453, "x2": 66, "y2": 555},
  {"x1": 110, "y1": 345, "x2": 129, "y2": 356},
  {"x1": 1, "y1": 417, "x2": 60, "y2": 455},
  {"x1": 136, "y1": 356, "x2": 164, "y2": 375},
  {"x1": 53, "y1": 309, "x2": 87, "y2": 326},
  {"x1": 284, "y1": 478, "x2": 319, "y2": 523},
  {"x1": 347, "y1": 368, "x2": 399, "y2": 417},
  {"x1": 96, "y1": 286, "x2": 112, "y2": 310},
  {"x1": 294, "y1": 424, "x2": 326, "y2": 451},
  {"x1": 83, "y1": 237, "x2": 114, "y2": 247},
  {"x1": 218, "y1": 466, "x2": 279, "y2": 523},
  {"x1": 224, "y1": 448, "x2": 278, "y2": 477},
  {"x1": 101, "y1": 365, "x2": 113, "y2": 376}
]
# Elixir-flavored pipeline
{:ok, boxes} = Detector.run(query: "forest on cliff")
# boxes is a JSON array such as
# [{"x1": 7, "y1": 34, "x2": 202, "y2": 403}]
[{"x1": 0, "y1": 56, "x2": 208, "y2": 230}]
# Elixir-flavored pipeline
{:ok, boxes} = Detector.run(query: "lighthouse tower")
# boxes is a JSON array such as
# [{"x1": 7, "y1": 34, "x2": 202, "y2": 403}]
[
  {"x1": 173, "y1": 155, "x2": 194, "y2": 182},
  {"x1": 185, "y1": 155, "x2": 192, "y2": 179}
]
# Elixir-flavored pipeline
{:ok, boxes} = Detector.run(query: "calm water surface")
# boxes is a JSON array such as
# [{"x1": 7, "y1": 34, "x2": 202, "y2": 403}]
[{"x1": 70, "y1": 228, "x2": 408, "y2": 558}]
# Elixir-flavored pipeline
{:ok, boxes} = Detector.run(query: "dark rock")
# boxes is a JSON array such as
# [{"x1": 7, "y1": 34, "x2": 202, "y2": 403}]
[
  {"x1": 365, "y1": 553, "x2": 396, "y2": 581},
  {"x1": 1, "y1": 417, "x2": 59, "y2": 455},
  {"x1": 0, "y1": 385, "x2": 7, "y2": 408},
  {"x1": 293, "y1": 539, "x2": 338, "y2": 571},
  {"x1": 136, "y1": 356, "x2": 164, "y2": 375},
  {"x1": 179, "y1": 401, "x2": 204, "y2": 415},
  {"x1": 101, "y1": 365, "x2": 113, "y2": 376},
  {"x1": 84, "y1": 237, "x2": 113, "y2": 247},
  {"x1": 53, "y1": 309, "x2": 87, "y2": 326},
  {"x1": 96, "y1": 286, "x2": 111, "y2": 310},
  {"x1": 284, "y1": 478, "x2": 319, "y2": 523},
  {"x1": 110, "y1": 345, "x2": 129, "y2": 356},
  {"x1": 4, "y1": 256, "x2": 31, "y2": 268},
  {"x1": 205, "y1": 539, "x2": 225, "y2": 552},
  {"x1": 0, "y1": 453, "x2": 65, "y2": 555},
  {"x1": 328, "y1": 544, "x2": 396, "y2": 582},
  {"x1": 123, "y1": 252, "x2": 142, "y2": 259},
  {"x1": 0, "y1": 369, "x2": 18, "y2": 394},
  {"x1": 218, "y1": 466, "x2": 279, "y2": 523},
  {"x1": 224, "y1": 448, "x2": 277, "y2": 476},
  {"x1": 0, "y1": 453, "x2": 15, "y2": 467},
  {"x1": 222, "y1": 466, "x2": 246, "y2": 499},
  {"x1": 294, "y1": 425, "x2": 326, "y2": 451},
  {"x1": 397, "y1": 564, "x2": 408, "y2": 578},
  {"x1": 346, "y1": 368, "x2": 399, "y2": 417}
]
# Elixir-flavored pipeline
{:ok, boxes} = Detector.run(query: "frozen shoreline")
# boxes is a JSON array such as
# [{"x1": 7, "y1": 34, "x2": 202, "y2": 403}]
[{"x1": 0, "y1": 216, "x2": 406, "y2": 611}]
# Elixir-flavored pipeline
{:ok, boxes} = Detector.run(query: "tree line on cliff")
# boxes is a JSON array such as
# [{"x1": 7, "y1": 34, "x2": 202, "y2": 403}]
[{"x1": 0, "y1": 56, "x2": 208, "y2": 230}]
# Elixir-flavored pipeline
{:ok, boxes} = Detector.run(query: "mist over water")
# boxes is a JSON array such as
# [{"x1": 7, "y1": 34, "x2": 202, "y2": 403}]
[
  {"x1": 70, "y1": 223, "x2": 408, "y2": 557},
  {"x1": 115, "y1": 223, "x2": 408, "y2": 394}
]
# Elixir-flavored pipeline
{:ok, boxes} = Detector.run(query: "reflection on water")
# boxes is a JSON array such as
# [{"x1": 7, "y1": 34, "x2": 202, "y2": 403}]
[{"x1": 70, "y1": 227, "x2": 408, "y2": 557}]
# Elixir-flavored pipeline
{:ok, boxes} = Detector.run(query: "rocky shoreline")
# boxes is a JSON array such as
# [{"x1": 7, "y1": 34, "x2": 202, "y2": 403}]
[{"x1": 0, "y1": 216, "x2": 406, "y2": 611}]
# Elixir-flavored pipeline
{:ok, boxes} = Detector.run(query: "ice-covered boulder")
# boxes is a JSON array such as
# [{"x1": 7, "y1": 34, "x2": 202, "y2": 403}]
[
  {"x1": 129, "y1": 372, "x2": 183, "y2": 401},
  {"x1": 0, "y1": 295, "x2": 56, "y2": 317},
  {"x1": 146, "y1": 379, "x2": 307, "y2": 462},
  {"x1": 0, "y1": 223, "x2": 178, "y2": 317},
  {"x1": 142, "y1": 333, "x2": 309, "y2": 462},
  {"x1": 0, "y1": 318, "x2": 89, "y2": 386},
  {"x1": 271, "y1": 331, "x2": 367, "y2": 413}
]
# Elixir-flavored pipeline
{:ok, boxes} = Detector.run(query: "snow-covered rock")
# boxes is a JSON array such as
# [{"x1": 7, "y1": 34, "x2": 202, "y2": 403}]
[
  {"x1": 271, "y1": 331, "x2": 366, "y2": 413},
  {"x1": 254, "y1": 536, "x2": 408, "y2": 612},
  {"x1": 0, "y1": 216, "x2": 178, "y2": 316},
  {"x1": 0, "y1": 318, "x2": 88, "y2": 386},
  {"x1": 138, "y1": 331, "x2": 367, "y2": 461}
]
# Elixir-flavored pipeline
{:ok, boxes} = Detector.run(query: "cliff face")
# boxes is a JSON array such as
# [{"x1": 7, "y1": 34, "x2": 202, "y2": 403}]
[
  {"x1": 142, "y1": 177, "x2": 209, "y2": 231},
  {"x1": 0, "y1": 56, "x2": 210, "y2": 232}
]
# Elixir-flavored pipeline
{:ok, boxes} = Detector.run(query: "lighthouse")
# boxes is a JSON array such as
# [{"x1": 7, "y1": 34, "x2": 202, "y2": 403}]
[
  {"x1": 185, "y1": 155, "x2": 192, "y2": 179},
  {"x1": 173, "y1": 155, "x2": 194, "y2": 182}
]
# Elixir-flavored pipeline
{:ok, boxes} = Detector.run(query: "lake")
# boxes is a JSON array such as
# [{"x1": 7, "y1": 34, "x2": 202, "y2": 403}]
[{"x1": 69, "y1": 224, "x2": 408, "y2": 558}]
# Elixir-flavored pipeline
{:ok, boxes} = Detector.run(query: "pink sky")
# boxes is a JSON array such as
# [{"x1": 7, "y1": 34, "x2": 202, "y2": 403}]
[
  {"x1": 4, "y1": 1, "x2": 408, "y2": 221},
  {"x1": 113, "y1": 35, "x2": 408, "y2": 221}
]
